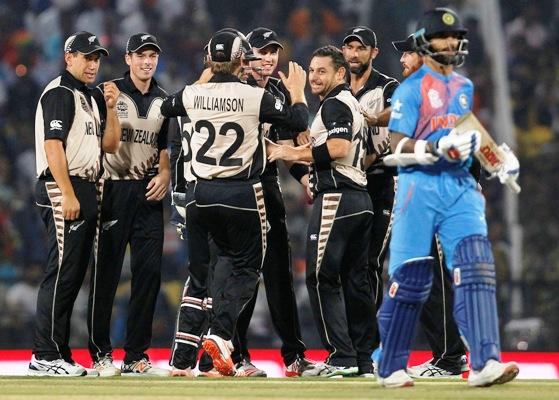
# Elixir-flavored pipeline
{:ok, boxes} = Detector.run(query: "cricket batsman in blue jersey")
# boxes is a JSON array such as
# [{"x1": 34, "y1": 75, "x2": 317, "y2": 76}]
[{"x1": 375, "y1": 7, "x2": 520, "y2": 388}]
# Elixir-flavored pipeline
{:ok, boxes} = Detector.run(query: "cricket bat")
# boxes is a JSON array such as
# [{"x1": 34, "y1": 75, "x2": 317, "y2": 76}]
[{"x1": 454, "y1": 112, "x2": 521, "y2": 194}]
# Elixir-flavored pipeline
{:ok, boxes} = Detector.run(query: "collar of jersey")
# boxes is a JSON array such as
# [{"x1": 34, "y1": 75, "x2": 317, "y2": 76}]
[
  {"x1": 62, "y1": 70, "x2": 90, "y2": 92},
  {"x1": 320, "y1": 83, "x2": 349, "y2": 104},
  {"x1": 123, "y1": 71, "x2": 159, "y2": 95},
  {"x1": 209, "y1": 73, "x2": 242, "y2": 83},
  {"x1": 353, "y1": 68, "x2": 382, "y2": 98},
  {"x1": 420, "y1": 64, "x2": 455, "y2": 82}
]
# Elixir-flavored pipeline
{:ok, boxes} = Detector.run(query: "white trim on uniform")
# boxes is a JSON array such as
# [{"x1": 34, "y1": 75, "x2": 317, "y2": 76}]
[
  {"x1": 315, "y1": 193, "x2": 342, "y2": 362},
  {"x1": 45, "y1": 182, "x2": 64, "y2": 357}
]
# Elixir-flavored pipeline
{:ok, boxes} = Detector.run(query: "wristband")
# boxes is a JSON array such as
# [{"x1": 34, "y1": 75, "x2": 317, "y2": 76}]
[
  {"x1": 289, "y1": 164, "x2": 308, "y2": 182},
  {"x1": 311, "y1": 142, "x2": 333, "y2": 164}
]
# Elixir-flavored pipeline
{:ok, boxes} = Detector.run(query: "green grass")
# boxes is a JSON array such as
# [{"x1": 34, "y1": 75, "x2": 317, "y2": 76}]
[{"x1": 0, "y1": 377, "x2": 558, "y2": 400}]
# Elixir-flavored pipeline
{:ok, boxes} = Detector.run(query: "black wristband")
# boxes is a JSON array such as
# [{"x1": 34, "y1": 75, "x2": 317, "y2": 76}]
[
  {"x1": 289, "y1": 163, "x2": 308, "y2": 182},
  {"x1": 311, "y1": 142, "x2": 333, "y2": 164}
]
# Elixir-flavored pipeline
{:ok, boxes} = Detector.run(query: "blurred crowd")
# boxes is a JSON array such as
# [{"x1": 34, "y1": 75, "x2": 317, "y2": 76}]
[{"x1": 0, "y1": 0, "x2": 557, "y2": 351}]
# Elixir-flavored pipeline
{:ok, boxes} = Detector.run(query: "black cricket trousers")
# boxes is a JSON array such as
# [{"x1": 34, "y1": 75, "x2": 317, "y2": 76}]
[
  {"x1": 34, "y1": 177, "x2": 98, "y2": 361},
  {"x1": 306, "y1": 190, "x2": 376, "y2": 372},
  {"x1": 87, "y1": 179, "x2": 163, "y2": 363}
]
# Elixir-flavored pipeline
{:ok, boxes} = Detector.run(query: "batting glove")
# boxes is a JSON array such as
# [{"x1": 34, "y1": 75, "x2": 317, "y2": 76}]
[
  {"x1": 434, "y1": 129, "x2": 481, "y2": 162},
  {"x1": 489, "y1": 143, "x2": 520, "y2": 185}
]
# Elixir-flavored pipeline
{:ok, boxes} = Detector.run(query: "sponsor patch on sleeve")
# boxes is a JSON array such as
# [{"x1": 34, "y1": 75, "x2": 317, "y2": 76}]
[
  {"x1": 49, "y1": 120, "x2": 63, "y2": 131},
  {"x1": 327, "y1": 124, "x2": 350, "y2": 136}
]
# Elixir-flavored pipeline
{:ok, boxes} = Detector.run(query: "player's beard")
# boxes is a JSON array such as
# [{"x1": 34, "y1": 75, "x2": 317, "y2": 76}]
[{"x1": 349, "y1": 60, "x2": 370, "y2": 76}]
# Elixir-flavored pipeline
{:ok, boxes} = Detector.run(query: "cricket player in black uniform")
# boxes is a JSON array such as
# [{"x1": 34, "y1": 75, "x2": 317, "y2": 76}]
[
  {"x1": 168, "y1": 35, "x2": 265, "y2": 378},
  {"x1": 29, "y1": 31, "x2": 120, "y2": 376},
  {"x1": 161, "y1": 30, "x2": 309, "y2": 376},
  {"x1": 218, "y1": 27, "x2": 316, "y2": 378},
  {"x1": 168, "y1": 115, "x2": 210, "y2": 377},
  {"x1": 87, "y1": 33, "x2": 170, "y2": 376},
  {"x1": 269, "y1": 45, "x2": 375, "y2": 378},
  {"x1": 342, "y1": 26, "x2": 398, "y2": 355}
]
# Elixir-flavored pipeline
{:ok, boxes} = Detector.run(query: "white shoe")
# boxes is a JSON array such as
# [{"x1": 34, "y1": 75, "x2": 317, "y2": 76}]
[
  {"x1": 300, "y1": 363, "x2": 357, "y2": 378},
  {"x1": 71, "y1": 362, "x2": 99, "y2": 377},
  {"x1": 234, "y1": 358, "x2": 267, "y2": 377},
  {"x1": 378, "y1": 369, "x2": 414, "y2": 388},
  {"x1": 93, "y1": 356, "x2": 121, "y2": 377},
  {"x1": 121, "y1": 358, "x2": 170, "y2": 377},
  {"x1": 202, "y1": 334, "x2": 235, "y2": 376},
  {"x1": 468, "y1": 359, "x2": 519, "y2": 387},
  {"x1": 28, "y1": 355, "x2": 86, "y2": 377},
  {"x1": 407, "y1": 359, "x2": 463, "y2": 378}
]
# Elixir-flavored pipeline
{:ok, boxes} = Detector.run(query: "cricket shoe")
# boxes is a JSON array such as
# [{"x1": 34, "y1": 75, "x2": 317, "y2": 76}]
[
  {"x1": 171, "y1": 367, "x2": 195, "y2": 377},
  {"x1": 28, "y1": 355, "x2": 86, "y2": 377},
  {"x1": 234, "y1": 358, "x2": 267, "y2": 377},
  {"x1": 121, "y1": 358, "x2": 170, "y2": 376},
  {"x1": 92, "y1": 356, "x2": 120, "y2": 377},
  {"x1": 378, "y1": 369, "x2": 414, "y2": 388},
  {"x1": 407, "y1": 357, "x2": 465, "y2": 378},
  {"x1": 285, "y1": 356, "x2": 320, "y2": 377},
  {"x1": 467, "y1": 359, "x2": 519, "y2": 387},
  {"x1": 301, "y1": 363, "x2": 358, "y2": 378},
  {"x1": 70, "y1": 361, "x2": 99, "y2": 377},
  {"x1": 202, "y1": 334, "x2": 235, "y2": 376}
]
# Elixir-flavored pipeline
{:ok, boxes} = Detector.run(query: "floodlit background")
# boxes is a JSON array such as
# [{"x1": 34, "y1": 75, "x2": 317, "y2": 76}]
[{"x1": 0, "y1": 0, "x2": 557, "y2": 363}]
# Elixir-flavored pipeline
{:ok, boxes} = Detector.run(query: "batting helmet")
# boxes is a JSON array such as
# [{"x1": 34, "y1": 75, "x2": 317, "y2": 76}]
[{"x1": 413, "y1": 7, "x2": 469, "y2": 66}]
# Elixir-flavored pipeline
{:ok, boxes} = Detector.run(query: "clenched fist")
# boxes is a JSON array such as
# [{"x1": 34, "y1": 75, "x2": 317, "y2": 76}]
[{"x1": 103, "y1": 81, "x2": 120, "y2": 109}]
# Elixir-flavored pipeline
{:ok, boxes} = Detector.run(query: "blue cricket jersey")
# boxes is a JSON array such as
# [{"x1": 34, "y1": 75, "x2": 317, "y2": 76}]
[{"x1": 388, "y1": 64, "x2": 474, "y2": 173}]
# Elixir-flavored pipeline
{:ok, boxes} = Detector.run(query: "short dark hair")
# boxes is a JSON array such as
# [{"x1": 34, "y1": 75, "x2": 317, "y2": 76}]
[{"x1": 311, "y1": 45, "x2": 350, "y2": 78}]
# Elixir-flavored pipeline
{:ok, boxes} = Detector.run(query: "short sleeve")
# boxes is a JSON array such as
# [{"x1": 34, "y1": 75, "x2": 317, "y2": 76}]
[
  {"x1": 321, "y1": 98, "x2": 353, "y2": 140},
  {"x1": 41, "y1": 87, "x2": 76, "y2": 142},
  {"x1": 388, "y1": 80, "x2": 421, "y2": 137}
]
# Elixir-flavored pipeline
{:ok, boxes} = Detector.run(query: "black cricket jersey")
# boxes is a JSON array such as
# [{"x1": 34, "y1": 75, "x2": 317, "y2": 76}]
[
  {"x1": 353, "y1": 69, "x2": 399, "y2": 175},
  {"x1": 161, "y1": 73, "x2": 308, "y2": 181},
  {"x1": 35, "y1": 70, "x2": 105, "y2": 182},
  {"x1": 93, "y1": 71, "x2": 169, "y2": 180},
  {"x1": 246, "y1": 76, "x2": 301, "y2": 178},
  {"x1": 309, "y1": 84, "x2": 368, "y2": 194},
  {"x1": 169, "y1": 115, "x2": 196, "y2": 195}
]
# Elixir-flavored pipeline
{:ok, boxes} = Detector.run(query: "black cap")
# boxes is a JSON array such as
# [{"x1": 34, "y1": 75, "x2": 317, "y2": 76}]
[
  {"x1": 246, "y1": 27, "x2": 284, "y2": 49},
  {"x1": 343, "y1": 26, "x2": 377, "y2": 48},
  {"x1": 216, "y1": 28, "x2": 261, "y2": 61},
  {"x1": 207, "y1": 31, "x2": 245, "y2": 62},
  {"x1": 392, "y1": 34, "x2": 415, "y2": 52},
  {"x1": 415, "y1": 7, "x2": 467, "y2": 39},
  {"x1": 64, "y1": 31, "x2": 109, "y2": 56},
  {"x1": 126, "y1": 33, "x2": 162, "y2": 53}
]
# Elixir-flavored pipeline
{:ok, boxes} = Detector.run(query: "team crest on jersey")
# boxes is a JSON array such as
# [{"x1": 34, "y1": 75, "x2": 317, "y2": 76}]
[
  {"x1": 427, "y1": 89, "x2": 443, "y2": 109},
  {"x1": 459, "y1": 93, "x2": 468, "y2": 109},
  {"x1": 116, "y1": 100, "x2": 128, "y2": 118},
  {"x1": 366, "y1": 97, "x2": 381, "y2": 111},
  {"x1": 274, "y1": 98, "x2": 283, "y2": 111}
]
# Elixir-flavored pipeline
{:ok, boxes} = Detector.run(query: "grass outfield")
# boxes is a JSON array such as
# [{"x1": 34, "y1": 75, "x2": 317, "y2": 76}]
[{"x1": 1, "y1": 377, "x2": 559, "y2": 400}]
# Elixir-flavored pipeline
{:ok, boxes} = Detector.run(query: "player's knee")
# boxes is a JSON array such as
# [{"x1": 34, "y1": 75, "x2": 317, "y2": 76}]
[
  {"x1": 305, "y1": 267, "x2": 339, "y2": 289},
  {"x1": 452, "y1": 235, "x2": 496, "y2": 287},
  {"x1": 387, "y1": 256, "x2": 434, "y2": 303}
]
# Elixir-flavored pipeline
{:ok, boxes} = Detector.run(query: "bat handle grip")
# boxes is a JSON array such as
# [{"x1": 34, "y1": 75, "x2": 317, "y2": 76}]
[{"x1": 507, "y1": 179, "x2": 521, "y2": 194}]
